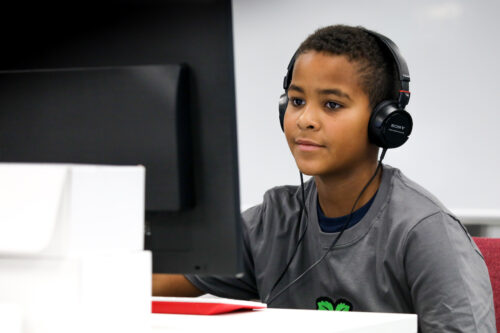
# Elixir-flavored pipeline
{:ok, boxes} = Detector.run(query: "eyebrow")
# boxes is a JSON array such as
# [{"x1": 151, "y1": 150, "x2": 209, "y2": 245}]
[{"x1": 288, "y1": 84, "x2": 352, "y2": 101}]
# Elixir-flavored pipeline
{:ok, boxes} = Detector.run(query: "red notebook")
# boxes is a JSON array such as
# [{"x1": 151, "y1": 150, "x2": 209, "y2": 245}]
[{"x1": 152, "y1": 297, "x2": 267, "y2": 315}]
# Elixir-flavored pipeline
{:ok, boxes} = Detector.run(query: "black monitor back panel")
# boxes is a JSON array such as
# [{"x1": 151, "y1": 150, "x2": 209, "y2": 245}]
[{"x1": 0, "y1": 0, "x2": 242, "y2": 275}]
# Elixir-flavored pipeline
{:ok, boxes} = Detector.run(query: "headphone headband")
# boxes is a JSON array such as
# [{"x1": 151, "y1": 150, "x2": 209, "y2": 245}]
[
  {"x1": 283, "y1": 50, "x2": 298, "y2": 90},
  {"x1": 361, "y1": 29, "x2": 411, "y2": 108}
]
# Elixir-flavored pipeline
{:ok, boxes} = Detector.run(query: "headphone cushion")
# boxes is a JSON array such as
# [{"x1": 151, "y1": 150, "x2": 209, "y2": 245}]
[
  {"x1": 278, "y1": 93, "x2": 288, "y2": 131},
  {"x1": 369, "y1": 100, "x2": 413, "y2": 148}
]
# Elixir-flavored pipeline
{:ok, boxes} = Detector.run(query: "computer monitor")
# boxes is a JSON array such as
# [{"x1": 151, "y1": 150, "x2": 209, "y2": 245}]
[{"x1": 0, "y1": 0, "x2": 242, "y2": 275}]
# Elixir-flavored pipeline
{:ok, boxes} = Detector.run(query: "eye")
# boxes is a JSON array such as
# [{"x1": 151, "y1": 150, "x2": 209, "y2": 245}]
[
  {"x1": 325, "y1": 101, "x2": 342, "y2": 110},
  {"x1": 291, "y1": 98, "x2": 305, "y2": 107}
]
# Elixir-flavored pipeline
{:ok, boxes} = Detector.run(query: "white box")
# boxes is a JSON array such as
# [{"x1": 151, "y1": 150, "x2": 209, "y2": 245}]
[
  {"x1": 0, "y1": 251, "x2": 152, "y2": 333},
  {"x1": 0, "y1": 163, "x2": 145, "y2": 256},
  {"x1": 0, "y1": 163, "x2": 151, "y2": 333}
]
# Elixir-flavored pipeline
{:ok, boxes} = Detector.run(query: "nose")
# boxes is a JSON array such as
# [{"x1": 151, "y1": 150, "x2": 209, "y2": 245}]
[{"x1": 297, "y1": 104, "x2": 320, "y2": 131}]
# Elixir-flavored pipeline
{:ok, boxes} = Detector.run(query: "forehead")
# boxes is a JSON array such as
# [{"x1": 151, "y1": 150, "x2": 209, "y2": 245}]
[{"x1": 291, "y1": 51, "x2": 365, "y2": 97}]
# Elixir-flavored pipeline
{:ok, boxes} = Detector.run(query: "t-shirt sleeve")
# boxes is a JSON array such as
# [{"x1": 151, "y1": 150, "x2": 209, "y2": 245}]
[
  {"x1": 404, "y1": 211, "x2": 496, "y2": 332},
  {"x1": 184, "y1": 205, "x2": 261, "y2": 300}
]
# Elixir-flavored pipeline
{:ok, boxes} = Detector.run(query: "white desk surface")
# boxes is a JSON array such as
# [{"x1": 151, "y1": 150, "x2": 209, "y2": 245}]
[{"x1": 151, "y1": 308, "x2": 417, "y2": 333}]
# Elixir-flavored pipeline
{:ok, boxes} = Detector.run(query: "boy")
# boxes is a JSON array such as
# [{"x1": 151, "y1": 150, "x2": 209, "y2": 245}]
[{"x1": 153, "y1": 25, "x2": 496, "y2": 331}]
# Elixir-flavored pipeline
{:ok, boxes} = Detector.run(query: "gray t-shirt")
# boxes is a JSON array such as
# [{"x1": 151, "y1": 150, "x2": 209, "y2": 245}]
[{"x1": 186, "y1": 165, "x2": 495, "y2": 332}]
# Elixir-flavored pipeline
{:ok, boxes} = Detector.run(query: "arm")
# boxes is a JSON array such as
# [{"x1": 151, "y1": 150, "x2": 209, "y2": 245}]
[
  {"x1": 152, "y1": 273, "x2": 204, "y2": 297},
  {"x1": 182, "y1": 206, "x2": 261, "y2": 301},
  {"x1": 404, "y1": 212, "x2": 496, "y2": 332},
  {"x1": 154, "y1": 205, "x2": 261, "y2": 300}
]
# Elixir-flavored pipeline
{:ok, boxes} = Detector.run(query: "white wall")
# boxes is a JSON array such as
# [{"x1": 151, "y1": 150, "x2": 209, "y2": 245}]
[{"x1": 232, "y1": 0, "x2": 500, "y2": 223}]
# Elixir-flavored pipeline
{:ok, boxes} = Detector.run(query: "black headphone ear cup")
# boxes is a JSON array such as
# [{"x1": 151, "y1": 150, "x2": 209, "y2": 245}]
[
  {"x1": 278, "y1": 93, "x2": 288, "y2": 132},
  {"x1": 369, "y1": 100, "x2": 413, "y2": 149}
]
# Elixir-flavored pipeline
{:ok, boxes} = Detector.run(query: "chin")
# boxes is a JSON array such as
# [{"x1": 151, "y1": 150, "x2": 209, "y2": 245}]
[{"x1": 295, "y1": 162, "x2": 325, "y2": 177}]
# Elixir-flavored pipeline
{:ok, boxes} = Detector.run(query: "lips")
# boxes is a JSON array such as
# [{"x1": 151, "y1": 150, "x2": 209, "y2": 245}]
[{"x1": 295, "y1": 138, "x2": 325, "y2": 151}]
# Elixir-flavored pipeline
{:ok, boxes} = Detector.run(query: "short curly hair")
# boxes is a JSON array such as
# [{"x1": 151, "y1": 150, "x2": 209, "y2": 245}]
[{"x1": 295, "y1": 25, "x2": 399, "y2": 108}]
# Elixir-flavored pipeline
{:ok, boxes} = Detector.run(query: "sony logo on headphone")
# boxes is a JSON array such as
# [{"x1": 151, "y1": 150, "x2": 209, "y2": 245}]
[{"x1": 390, "y1": 123, "x2": 406, "y2": 131}]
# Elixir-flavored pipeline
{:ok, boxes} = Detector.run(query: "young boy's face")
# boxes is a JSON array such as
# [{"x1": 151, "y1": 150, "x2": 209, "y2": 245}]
[{"x1": 283, "y1": 51, "x2": 376, "y2": 178}]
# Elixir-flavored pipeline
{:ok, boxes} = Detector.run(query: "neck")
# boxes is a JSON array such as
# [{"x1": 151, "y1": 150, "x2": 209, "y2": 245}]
[{"x1": 314, "y1": 159, "x2": 383, "y2": 218}]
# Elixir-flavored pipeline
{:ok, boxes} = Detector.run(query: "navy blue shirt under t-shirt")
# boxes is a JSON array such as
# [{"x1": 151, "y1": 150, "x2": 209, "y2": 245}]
[{"x1": 317, "y1": 192, "x2": 377, "y2": 233}]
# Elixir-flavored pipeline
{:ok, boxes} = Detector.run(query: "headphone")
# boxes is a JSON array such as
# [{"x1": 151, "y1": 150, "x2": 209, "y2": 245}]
[{"x1": 278, "y1": 28, "x2": 413, "y2": 149}]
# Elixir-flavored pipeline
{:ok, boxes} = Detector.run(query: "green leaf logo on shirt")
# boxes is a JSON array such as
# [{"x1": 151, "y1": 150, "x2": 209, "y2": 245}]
[
  {"x1": 334, "y1": 302, "x2": 351, "y2": 311},
  {"x1": 316, "y1": 297, "x2": 353, "y2": 312},
  {"x1": 317, "y1": 300, "x2": 334, "y2": 311}
]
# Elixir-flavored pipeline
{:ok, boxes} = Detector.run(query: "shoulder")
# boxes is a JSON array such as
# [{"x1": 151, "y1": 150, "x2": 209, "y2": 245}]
[
  {"x1": 382, "y1": 165, "x2": 480, "y2": 252},
  {"x1": 401, "y1": 209, "x2": 493, "y2": 331},
  {"x1": 389, "y1": 165, "x2": 452, "y2": 215},
  {"x1": 383, "y1": 165, "x2": 459, "y2": 228},
  {"x1": 378, "y1": 165, "x2": 476, "y2": 252},
  {"x1": 241, "y1": 181, "x2": 310, "y2": 237},
  {"x1": 262, "y1": 183, "x2": 305, "y2": 207}
]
